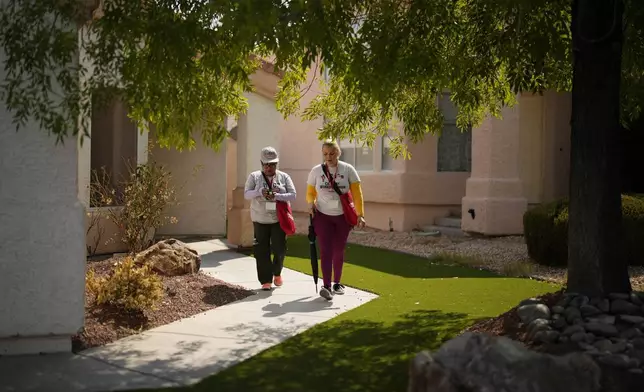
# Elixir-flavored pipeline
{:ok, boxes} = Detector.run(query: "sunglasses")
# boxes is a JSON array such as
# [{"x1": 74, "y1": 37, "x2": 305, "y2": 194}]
[{"x1": 262, "y1": 162, "x2": 277, "y2": 167}]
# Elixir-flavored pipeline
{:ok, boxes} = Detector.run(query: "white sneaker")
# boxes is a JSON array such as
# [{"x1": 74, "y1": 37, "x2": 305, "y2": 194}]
[{"x1": 320, "y1": 285, "x2": 333, "y2": 300}]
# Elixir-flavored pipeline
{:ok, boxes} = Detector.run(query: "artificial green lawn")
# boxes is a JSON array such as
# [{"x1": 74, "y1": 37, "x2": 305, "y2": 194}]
[{"x1": 155, "y1": 236, "x2": 559, "y2": 392}]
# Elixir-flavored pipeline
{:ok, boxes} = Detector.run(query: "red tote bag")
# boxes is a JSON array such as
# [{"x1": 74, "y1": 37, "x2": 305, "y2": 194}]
[
  {"x1": 277, "y1": 201, "x2": 296, "y2": 235},
  {"x1": 261, "y1": 171, "x2": 297, "y2": 235},
  {"x1": 322, "y1": 164, "x2": 359, "y2": 227}
]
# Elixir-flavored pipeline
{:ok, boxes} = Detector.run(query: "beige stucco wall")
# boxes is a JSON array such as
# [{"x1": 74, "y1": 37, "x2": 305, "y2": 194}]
[
  {"x1": 0, "y1": 39, "x2": 85, "y2": 354},
  {"x1": 226, "y1": 137, "x2": 237, "y2": 211},
  {"x1": 518, "y1": 92, "x2": 571, "y2": 205},
  {"x1": 462, "y1": 92, "x2": 572, "y2": 235},
  {"x1": 277, "y1": 69, "x2": 470, "y2": 232},
  {"x1": 85, "y1": 123, "x2": 230, "y2": 252},
  {"x1": 230, "y1": 65, "x2": 572, "y2": 236},
  {"x1": 357, "y1": 133, "x2": 469, "y2": 231},
  {"x1": 151, "y1": 129, "x2": 228, "y2": 237},
  {"x1": 227, "y1": 85, "x2": 283, "y2": 247},
  {"x1": 277, "y1": 65, "x2": 325, "y2": 213},
  {"x1": 85, "y1": 207, "x2": 128, "y2": 255},
  {"x1": 540, "y1": 91, "x2": 572, "y2": 202}
]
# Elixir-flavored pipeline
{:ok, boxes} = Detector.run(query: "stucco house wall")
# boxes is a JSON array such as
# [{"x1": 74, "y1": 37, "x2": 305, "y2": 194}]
[
  {"x1": 0, "y1": 46, "x2": 86, "y2": 354},
  {"x1": 151, "y1": 128, "x2": 228, "y2": 237}
]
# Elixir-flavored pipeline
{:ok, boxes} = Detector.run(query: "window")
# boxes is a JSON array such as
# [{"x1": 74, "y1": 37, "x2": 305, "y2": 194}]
[
  {"x1": 381, "y1": 134, "x2": 395, "y2": 171},
  {"x1": 339, "y1": 139, "x2": 374, "y2": 171},
  {"x1": 436, "y1": 93, "x2": 472, "y2": 172},
  {"x1": 355, "y1": 144, "x2": 374, "y2": 171}
]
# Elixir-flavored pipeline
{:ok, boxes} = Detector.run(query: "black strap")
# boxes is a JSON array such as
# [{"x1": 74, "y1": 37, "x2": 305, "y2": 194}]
[
  {"x1": 260, "y1": 171, "x2": 274, "y2": 189},
  {"x1": 322, "y1": 164, "x2": 343, "y2": 196}
]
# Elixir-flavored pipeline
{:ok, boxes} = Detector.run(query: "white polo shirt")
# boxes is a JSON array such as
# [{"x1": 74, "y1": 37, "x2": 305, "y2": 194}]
[{"x1": 307, "y1": 161, "x2": 360, "y2": 216}]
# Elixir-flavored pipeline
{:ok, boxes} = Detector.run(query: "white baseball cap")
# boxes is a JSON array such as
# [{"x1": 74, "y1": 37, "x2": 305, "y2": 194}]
[{"x1": 260, "y1": 146, "x2": 279, "y2": 164}]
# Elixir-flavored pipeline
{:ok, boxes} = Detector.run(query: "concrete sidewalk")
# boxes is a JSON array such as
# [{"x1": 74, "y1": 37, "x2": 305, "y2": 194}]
[{"x1": 0, "y1": 239, "x2": 377, "y2": 392}]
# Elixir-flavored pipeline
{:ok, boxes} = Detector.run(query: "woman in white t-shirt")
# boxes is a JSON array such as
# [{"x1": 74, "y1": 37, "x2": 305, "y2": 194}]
[{"x1": 306, "y1": 140, "x2": 366, "y2": 300}]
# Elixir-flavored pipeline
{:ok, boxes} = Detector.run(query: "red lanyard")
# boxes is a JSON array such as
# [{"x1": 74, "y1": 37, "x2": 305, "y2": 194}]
[{"x1": 324, "y1": 168, "x2": 338, "y2": 185}]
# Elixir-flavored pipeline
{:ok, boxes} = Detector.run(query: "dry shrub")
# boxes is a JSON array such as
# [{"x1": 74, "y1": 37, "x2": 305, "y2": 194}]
[
  {"x1": 86, "y1": 257, "x2": 163, "y2": 312},
  {"x1": 91, "y1": 158, "x2": 178, "y2": 254}
]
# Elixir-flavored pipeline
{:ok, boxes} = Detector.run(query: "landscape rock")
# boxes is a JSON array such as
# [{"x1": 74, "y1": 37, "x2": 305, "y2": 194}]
[
  {"x1": 407, "y1": 333, "x2": 601, "y2": 392},
  {"x1": 585, "y1": 323, "x2": 619, "y2": 337},
  {"x1": 633, "y1": 337, "x2": 644, "y2": 349},
  {"x1": 611, "y1": 299, "x2": 641, "y2": 315},
  {"x1": 564, "y1": 306, "x2": 582, "y2": 324},
  {"x1": 597, "y1": 299, "x2": 611, "y2": 313},
  {"x1": 552, "y1": 316, "x2": 568, "y2": 329},
  {"x1": 570, "y1": 331, "x2": 588, "y2": 343},
  {"x1": 134, "y1": 238, "x2": 201, "y2": 276},
  {"x1": 517, "y1": 304, "x2": 551, "y2": 325},
  {"x1": 594, "y1": 339, "x2": 614, "y2": 353},
  {"x1": 609, "y1": 293, "x2": 631, "y2": 301},
  {"x1": 620, "y1": 315, "x2": 644, "y2": 325},
  {"x1": 609, "y1": 341, "x2": 627, "y2": 354},
  {"x1": 552, "y1": 305, "x2": 565, "y2": 314},
  {"x1": 527, "y1": 319, "x2": 551, "y2": 338},
  {"x1": 564, "y1": 324, "x2": 586, "y2": 336},
  {"x1": 570, "y1": 295, "x2": 590, "y2": 308},
  {"x1": 519, "y1": 298, "x2": 542, "y2": 307},
  {"x1": 580, "y1": 304, "x2": 602, "y2": 318},
  {"x1": 598, "y1": 354, "x2": 632, "y2": 369},
  {"x1": 587, "y1": 314, "x2": 616, "y2": 325},
  {"x1": 630, "y1": 349, "x2": 644, "y2": 363},
  {"x1": 533, "y1": 330, "x2": 560, "y2": 344},
  {"x1": 518, "y1": 292, "x2": 644, "y2": 375}
]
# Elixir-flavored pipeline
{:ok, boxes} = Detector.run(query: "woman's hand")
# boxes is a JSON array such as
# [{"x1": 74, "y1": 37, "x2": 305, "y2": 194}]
[
  {"x1": 308, "y1": 203, "x2": 316, "y2": 216},
  {"x1": 357, "y1": 216, "x2": 366, "y2": 229}
]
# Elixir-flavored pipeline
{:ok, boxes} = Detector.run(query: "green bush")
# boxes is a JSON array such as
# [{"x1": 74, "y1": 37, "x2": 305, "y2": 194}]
[{"x1": 524, "y1": 195, "x2": 644, "y2": 267}]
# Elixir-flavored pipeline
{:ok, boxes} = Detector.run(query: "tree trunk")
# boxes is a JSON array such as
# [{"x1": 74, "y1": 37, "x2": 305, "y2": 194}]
[{"x1": 567, "y1": 0, "x2": 630, "y2": 296}]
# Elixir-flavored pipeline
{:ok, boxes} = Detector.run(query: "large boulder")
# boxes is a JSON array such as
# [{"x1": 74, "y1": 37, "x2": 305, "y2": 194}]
[
  {"x1": 408, "y1": 332, "x2": 601, "y2": 392},
  {"x1": 134, "y1": 239, "x2": 201, "y2": 276}
]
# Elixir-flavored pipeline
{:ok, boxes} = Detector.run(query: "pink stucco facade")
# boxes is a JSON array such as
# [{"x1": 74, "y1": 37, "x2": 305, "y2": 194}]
[
  {"x1": 274, "y1": 84, "x2": 572, "y2": 235},
  {"x1": 86, "y1": 62, "x2": 573, "y2": 255}
]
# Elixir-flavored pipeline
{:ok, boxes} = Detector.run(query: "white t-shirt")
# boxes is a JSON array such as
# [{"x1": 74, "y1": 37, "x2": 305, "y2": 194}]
[{"x1": 307, "y1": 161, "x2": 361, "y2": 216}]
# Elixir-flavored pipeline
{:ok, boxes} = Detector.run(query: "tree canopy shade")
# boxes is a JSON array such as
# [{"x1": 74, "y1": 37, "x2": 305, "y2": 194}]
[
  {"x1": 2, "y1": 0, "x2": 643, "y2": 295},
  {"x1": 2, "y1": 0, "x2": 642, "y2": 151}
]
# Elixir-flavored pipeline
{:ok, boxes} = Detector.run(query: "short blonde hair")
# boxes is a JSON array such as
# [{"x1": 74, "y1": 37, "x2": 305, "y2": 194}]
[{"x1": 322, "y1": 139, "x2": 341, "y2": 153}]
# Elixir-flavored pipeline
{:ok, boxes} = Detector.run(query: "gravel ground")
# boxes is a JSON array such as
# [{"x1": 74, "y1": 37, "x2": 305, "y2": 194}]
[
  {"x1": 294, "y1": 213, "x2": 644, "y2": 290},
  {"x1": 73, "y1": 257, "x2": 253, "y2": 351}
]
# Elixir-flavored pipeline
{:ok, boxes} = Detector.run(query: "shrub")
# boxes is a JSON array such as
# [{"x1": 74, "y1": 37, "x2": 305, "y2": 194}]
[
  {"x1": 91, "y1": 158, "x2": 178, "y2": 254},
  {"x1": 86, "y1": 257, "x2": 164, "y2": 312},
  {"x1": 524, "y1": 195, "x2": 644, "y2": 267},
  {"x1": 501, "y1": 260, "x2": 535, "y2": 278}
]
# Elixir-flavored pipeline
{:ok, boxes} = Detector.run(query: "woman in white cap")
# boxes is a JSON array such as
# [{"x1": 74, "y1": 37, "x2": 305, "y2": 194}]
[{"x1": 244, "y1": 146, "x2": 297, "y2": 290}]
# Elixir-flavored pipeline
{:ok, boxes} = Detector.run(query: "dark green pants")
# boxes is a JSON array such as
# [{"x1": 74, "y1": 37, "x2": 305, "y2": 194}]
[{"x1": 253, "y1": 222, "x2": 286, "y2": 284}]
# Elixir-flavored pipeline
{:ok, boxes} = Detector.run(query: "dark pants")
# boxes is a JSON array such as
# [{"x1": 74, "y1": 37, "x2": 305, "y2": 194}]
[
  {"x1": 313, "y1": 212, "x2": 352, "y2": 287},
  {"x1": 253, "y1": 222, "x2": 287, "y2": 284}
]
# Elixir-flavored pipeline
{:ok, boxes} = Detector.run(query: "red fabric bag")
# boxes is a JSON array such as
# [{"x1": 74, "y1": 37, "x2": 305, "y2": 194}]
[
  {"x1": 322, "y1": 164, "x2": 359, "y2": 227},
  {"x1": 261, "y1": 171, "x2": 297, "y2": 235},
  {"x1": 277, "y1": 201, "x2": 296, "y2": 235}
]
